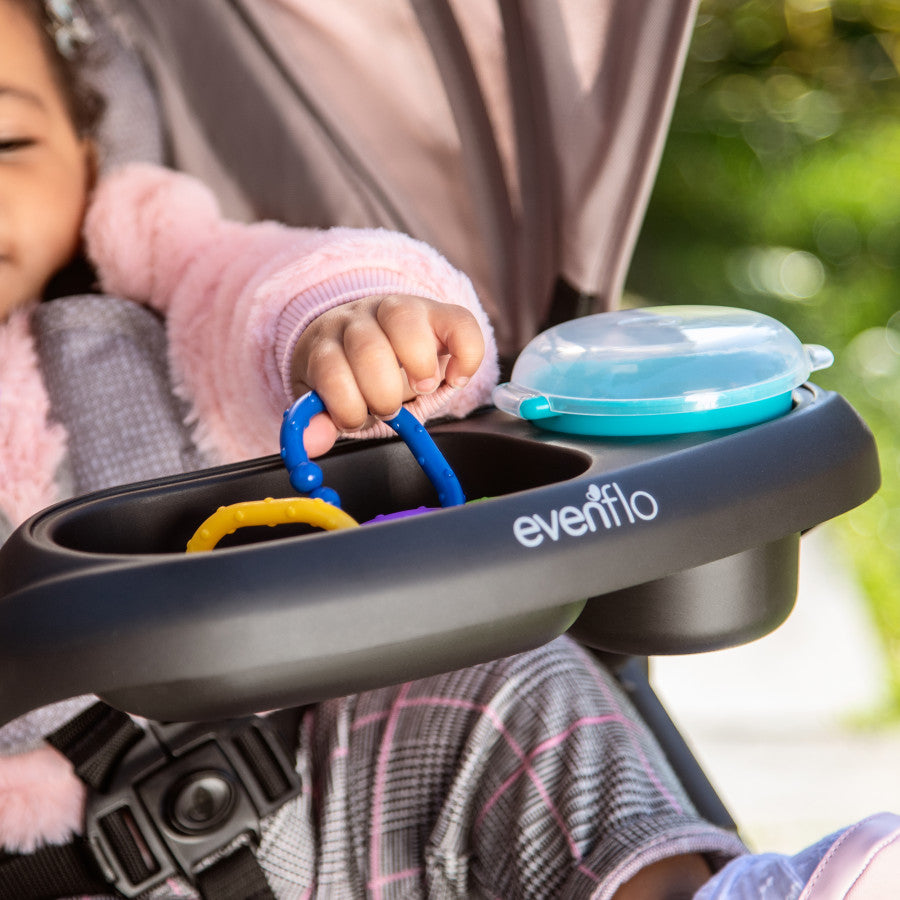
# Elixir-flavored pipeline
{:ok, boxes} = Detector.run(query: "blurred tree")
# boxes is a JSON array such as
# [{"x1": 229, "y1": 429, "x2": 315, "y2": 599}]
[{"x1": 628, "y1": 0, "x2": 900, "y2": 711}]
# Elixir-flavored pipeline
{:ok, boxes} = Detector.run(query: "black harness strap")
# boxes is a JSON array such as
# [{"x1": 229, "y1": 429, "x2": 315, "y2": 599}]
[
  {"x1": 0, "y1": 703, "x2": 303, "y2": 899},
  {"x1": 46, "y1": 701, "x2": 144, "y2": 791},
  {"x1": 0, "y1": 841, "x2": 112, "y2": 900},
  {"x1": 196, "y1": 844, "x2": 276, "y2": 900}
]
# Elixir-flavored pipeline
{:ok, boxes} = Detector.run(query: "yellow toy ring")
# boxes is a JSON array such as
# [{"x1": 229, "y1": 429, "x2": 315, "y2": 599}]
[{"x1": 186, "y1": 497, "x2": 359, "y2": 553}]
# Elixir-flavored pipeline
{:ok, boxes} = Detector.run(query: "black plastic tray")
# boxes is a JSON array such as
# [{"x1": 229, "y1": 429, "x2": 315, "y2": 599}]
[{"x1": 0, "y1": 385, "x2": 880, "y2": 726}]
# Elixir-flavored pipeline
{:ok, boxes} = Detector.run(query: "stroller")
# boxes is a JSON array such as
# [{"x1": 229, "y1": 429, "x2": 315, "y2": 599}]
[{"x1": 0, "y1": 1, "x2": 885, "y2": 897}]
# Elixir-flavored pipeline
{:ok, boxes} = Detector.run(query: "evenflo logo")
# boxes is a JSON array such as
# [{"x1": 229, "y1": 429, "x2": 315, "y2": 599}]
[{"x1": 513, "y1": 482, "x2": 659, "y2": 548}]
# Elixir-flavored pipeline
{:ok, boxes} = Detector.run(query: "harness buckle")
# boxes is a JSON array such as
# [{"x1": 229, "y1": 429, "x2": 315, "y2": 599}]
[{"x1": 84, "y1": 714, "x2": 302, "y2": 898}]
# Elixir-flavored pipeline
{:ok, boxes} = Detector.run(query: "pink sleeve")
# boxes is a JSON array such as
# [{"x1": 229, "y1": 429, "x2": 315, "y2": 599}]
[{"x1": 84, "y1": 164, "x2": 498, "y2": 463}]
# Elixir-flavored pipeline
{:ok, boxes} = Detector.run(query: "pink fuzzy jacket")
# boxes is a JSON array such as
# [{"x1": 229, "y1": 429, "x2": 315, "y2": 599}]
[{"x1": 0, "y1": 163, "x2": 497, "y2": 852}]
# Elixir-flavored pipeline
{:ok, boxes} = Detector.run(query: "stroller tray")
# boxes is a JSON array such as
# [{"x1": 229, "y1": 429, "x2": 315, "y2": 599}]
[{"x1": 0, "y1": 385, "x2": 879, "y2": 725}]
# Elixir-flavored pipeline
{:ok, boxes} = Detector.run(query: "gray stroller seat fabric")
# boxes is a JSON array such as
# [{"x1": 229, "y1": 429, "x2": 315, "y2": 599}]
[
  {"x1": 83, "y1": 2, "x2": 166, "y2": 173},
  {"x1": 33, "y1": 296, "x2": 208, "y2": 497}
]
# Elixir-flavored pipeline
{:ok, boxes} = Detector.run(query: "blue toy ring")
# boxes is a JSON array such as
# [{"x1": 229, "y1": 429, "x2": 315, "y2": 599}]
[{"x1": 280, "y1": 391, "x2": 466, "y2": 509}]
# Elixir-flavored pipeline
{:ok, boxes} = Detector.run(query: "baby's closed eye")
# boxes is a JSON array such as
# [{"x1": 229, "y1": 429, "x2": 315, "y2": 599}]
[{"x1": 0, "y1": 137, "x2": 37, "y2": 153}]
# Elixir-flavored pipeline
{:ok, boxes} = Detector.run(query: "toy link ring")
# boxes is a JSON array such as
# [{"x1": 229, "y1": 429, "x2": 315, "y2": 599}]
[
  {"x1": 186, "y1": 390, "x2": 464, "y2": 552},
  {"x1": 186, "y1": 497, "x2": 359, "y2": 553},
  {"x1": 280, "y1": 391, "x2": 465, "y2": 509}
]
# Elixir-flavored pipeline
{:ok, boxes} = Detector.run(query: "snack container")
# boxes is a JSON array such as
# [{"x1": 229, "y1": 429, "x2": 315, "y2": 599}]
[{"x1": 493, "y1": 306, "x2": 834, "y2": 436}]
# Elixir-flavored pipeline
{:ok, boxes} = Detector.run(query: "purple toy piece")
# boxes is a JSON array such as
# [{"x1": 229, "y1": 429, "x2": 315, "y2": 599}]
[{"x1": 364, "y1": 506, "x2": 439, "y2": 524}]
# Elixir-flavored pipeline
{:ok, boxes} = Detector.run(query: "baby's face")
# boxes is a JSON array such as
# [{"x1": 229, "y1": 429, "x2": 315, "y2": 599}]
[{"x1": 0, "y1": 0, "x2": 94, "y2": 321}]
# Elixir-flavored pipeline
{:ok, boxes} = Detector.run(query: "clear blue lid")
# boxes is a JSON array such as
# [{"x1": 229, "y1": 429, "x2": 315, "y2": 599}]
[{"x1": 493, "y1": 306, "x2": 833, "y2": 421}]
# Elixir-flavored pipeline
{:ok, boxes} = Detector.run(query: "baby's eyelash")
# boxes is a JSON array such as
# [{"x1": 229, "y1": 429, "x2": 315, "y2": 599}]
[{"x1": 0, "y1": 138, "x2": 36, "y2": 152}]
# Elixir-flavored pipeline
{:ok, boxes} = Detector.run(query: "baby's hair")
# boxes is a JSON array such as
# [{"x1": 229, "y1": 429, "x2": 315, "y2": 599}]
[{"x1": 14, "y1": 0, "x2": 105, "y2": 139}]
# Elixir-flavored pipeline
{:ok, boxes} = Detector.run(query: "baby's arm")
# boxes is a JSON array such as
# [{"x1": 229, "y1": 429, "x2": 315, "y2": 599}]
[{"x1": 84, "y1": 164, "x2": 498, "y2": 463}]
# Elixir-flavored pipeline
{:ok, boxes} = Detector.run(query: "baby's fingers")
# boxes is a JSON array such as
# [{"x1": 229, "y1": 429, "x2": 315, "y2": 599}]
[
  {"x1": 376, "y1": 295, "x2": 443, "y2": 394},
  {"x1": 377, "y1": 296, "x2": 484, "y2": 394},
  {"x1": 426, "y1": 302, "x2": 485, "y2": 389},
  {"x1": 302, "y1": 339, "x2": 372, "y2": 432},
  {"x1": 342, "y1": 314, "x2": 408, "y2": 418}
]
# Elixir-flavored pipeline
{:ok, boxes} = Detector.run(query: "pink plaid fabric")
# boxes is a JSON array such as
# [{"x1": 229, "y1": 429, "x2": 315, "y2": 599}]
[{"x1": 242, "y1": 636, "x2": 743, "y2": 899}]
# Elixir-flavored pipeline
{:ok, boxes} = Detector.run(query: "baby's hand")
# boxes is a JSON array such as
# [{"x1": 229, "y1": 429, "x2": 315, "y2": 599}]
[{"x1": 291, "y1": 294, "x2": 484, "y2": 456}]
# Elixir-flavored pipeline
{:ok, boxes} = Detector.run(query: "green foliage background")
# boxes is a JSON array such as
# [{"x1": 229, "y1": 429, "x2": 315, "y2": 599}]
[{"x1": 627, "y1": 0, "x2": 900, "y2": 711}]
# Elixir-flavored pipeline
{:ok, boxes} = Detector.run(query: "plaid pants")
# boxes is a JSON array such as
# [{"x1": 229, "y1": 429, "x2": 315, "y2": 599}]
[{"x1": 234, "y1": 636, "x2": 743, "y2": 899}]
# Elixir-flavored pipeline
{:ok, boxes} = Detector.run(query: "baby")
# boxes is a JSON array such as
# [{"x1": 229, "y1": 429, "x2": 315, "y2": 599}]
[{"x1": 0, "y1": 0, "x2": 495, "y2": 525}]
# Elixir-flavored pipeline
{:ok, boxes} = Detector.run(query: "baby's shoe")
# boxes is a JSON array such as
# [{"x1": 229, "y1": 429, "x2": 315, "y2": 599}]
[{"x1": 800, "y1": 812, "x2": 900, "y2": 899}]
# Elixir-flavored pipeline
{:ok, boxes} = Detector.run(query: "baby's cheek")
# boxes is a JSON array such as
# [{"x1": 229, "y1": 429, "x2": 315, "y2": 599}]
[
  {"x1": 40, "y1": 146, "x2": 93, "y2": 281},
  {"x1": 35, "y1": 185, "x2": 87, "y2": 289}
]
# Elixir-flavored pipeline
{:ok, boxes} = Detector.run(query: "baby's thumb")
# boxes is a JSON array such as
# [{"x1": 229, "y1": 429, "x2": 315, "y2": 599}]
[{"x1": 302, "y1": 412, "x2": 340, "y2": 459}]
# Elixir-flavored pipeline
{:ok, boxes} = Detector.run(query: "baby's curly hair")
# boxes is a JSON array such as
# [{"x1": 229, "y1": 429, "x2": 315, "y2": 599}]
[{"x1": 15, "y1": 0, "x2": 105, "y2": 139}]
